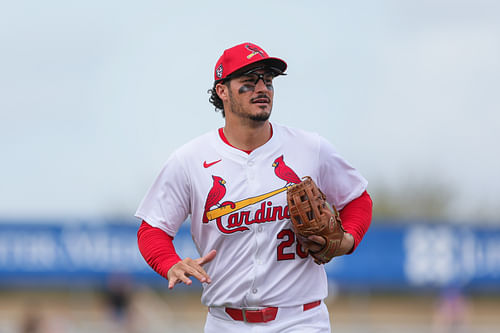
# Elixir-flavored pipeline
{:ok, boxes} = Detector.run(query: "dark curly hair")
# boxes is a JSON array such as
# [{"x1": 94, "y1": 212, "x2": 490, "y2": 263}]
[{"x1": 208, "y1": 81, "x2": 230, "y2": 117}]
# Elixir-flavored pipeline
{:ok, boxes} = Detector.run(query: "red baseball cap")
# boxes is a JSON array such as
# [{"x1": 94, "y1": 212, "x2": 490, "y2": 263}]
[{"x1": 214, "y1": 42, "x2": 287, "y2": 82}]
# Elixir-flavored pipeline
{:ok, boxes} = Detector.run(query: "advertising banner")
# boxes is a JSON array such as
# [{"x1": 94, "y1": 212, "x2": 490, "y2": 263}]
[{"x1": 1, "y1": 221, "x2": 499, "y2": 291}]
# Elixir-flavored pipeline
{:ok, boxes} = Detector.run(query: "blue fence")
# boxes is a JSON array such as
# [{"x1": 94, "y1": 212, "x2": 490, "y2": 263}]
[{"x1": 1, "y1": 221, "x2": 499, "y2": 291}]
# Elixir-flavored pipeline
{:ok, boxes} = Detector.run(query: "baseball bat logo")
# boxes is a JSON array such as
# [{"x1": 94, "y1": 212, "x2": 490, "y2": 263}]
[
  {"x1": 245, "y1": 44, "x2": 265, "y2": 59},
  {"x1": 202, "y1": 155, "x2": 300, "y2": 234}
]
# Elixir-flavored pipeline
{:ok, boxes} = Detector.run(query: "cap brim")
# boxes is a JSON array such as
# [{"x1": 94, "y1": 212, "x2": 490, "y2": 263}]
[
  {"x1": 244, "y1": 58, "x2": 287, "y2": 73},
  {"x1": 229, "y1": 57, "x2": 287, "y2": 78}
]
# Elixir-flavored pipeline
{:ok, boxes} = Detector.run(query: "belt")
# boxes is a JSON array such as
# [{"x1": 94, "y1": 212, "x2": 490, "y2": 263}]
[{"x1": 218, "y1": 300, "x2": 322, "y2": 323}]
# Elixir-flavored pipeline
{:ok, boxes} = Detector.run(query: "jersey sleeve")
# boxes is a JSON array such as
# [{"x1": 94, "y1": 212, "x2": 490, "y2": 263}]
[
  {"x1": 135, "y1": 151, "x2": 191, "y2": 237},
  {"x1": 317, "y1": 136, "x2": 368, "y2": 210}
]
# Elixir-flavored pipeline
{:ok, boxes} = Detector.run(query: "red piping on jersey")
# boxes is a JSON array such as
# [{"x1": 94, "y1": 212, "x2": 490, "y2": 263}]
[{"x1": 218, "y1": 124, "x2": 273, "y2": 155}]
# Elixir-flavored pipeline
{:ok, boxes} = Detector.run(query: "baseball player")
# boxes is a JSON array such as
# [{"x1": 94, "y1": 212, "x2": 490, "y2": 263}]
[{"x1": 136, "y1": 42, "x2": 372, "y2": 332}]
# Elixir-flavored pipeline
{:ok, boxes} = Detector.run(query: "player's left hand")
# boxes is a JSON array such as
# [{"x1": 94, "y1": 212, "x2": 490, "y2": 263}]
[{"x1": 296, "y1": 234, "x2": 325, "y2": 253}]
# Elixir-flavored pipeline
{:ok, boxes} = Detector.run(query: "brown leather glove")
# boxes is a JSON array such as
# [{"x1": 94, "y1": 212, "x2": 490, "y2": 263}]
[{"x1": 287, "y1": 176, "x2": 345, "y2": 264}]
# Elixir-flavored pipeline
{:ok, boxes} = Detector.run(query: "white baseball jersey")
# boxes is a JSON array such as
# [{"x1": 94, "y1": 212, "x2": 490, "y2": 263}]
[{"x1": 135, "y1": 122, "x2": 367, "y2": 308}]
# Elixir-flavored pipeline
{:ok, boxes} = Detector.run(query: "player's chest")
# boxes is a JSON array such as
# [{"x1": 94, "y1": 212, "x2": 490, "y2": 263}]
[
  {"x1": 193, "y1": 152, "x2": 316, "y2": 233},
  {"x1": 195, "y1": 152, "x2": 315, "y2": 201}
]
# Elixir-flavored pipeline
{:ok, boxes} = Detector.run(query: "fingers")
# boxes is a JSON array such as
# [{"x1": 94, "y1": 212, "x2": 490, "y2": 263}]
[
  {"x1": 196, "y1": 249, "x2": 217, "y2": 266},
  {"x1": 296, "y1": 235, "x2": 325, "y2": 253},
  {"x1": 167, "y1": 263, "x2": 201, "y2": 289},
  {"x1": 168, "y1": 262, "x2": 196, "y2": 289},
  {"x1": 307, "y1": 235, "x2": 326, "y2": 246},
  {"x1": 167, "y1": 250, "x2": 217, "y2": 289}
]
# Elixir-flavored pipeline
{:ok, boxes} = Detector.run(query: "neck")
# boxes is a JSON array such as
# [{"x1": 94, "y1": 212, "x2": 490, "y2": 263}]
[{"x1": 223, "y1": 121, "x2": 271, "y2": 152}]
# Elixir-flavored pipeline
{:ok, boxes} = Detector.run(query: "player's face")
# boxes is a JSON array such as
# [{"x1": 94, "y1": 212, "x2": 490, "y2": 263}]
[{"x1": 226, "y1": 69, "x2": 276, "y2": 122}]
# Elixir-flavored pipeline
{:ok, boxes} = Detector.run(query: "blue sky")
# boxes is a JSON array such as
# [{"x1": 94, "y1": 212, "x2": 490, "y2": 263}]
[{"x1": 1, "y1": 1, "x2": 499, "y2": 222}]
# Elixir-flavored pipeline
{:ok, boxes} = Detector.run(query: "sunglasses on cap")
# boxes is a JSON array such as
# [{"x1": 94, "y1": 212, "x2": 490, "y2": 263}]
[{"x1": 216, "y1": 66, "x2": 286, "y2": 85}]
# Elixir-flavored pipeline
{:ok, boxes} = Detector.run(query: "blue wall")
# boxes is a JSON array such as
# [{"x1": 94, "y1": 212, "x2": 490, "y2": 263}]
[{"x1": 1, "y1": 221, "x2": 499, "y2": 291}]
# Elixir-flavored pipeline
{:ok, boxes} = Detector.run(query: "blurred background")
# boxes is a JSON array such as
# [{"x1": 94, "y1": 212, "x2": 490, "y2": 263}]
[{"x1": 1, "y1": 0, "x2": 499, "y2": 332}]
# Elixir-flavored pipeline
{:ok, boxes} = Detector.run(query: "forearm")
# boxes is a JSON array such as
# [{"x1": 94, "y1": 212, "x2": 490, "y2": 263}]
[
  {"x1": 137, "y1": 221, "x2": 181, "y2": 279},
  {"x1": 339, "y1": 191, "x2": 373, "y2": 254}
]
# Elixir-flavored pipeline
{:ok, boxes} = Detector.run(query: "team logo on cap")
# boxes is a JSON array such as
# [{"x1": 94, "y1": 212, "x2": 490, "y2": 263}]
[
  {"x1": 216, "y1": 64, "x2": 223, "y2": 79},
  {"x1": 245, "y1": 44, "x2": 265, "y2": 59}
]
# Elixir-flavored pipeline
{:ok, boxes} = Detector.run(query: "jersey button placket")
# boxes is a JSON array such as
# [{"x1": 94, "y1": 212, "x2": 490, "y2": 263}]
[
  {"x1": 256, "y1": 225, "x2": 264, "y2": 266},
  {"x1": 245, "y1": 158, "x2": 255, "y2": 182},
  {"x1": 249, "y1": 220, "x2": 266, "y2": 304}
]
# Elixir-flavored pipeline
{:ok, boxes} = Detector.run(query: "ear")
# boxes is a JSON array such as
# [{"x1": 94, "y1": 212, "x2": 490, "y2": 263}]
[{"x1": 215, "y1": 82, "x2": 229, "y2": 102}]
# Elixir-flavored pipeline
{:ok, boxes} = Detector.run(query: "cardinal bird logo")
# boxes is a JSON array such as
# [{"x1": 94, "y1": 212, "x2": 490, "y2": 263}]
[
  {"x1": 203, "y1": 175, "x2": 227, "y2": 223},
  {"x1": 272, "y1": 155, "x2": 301, "y2": 186},
  {"x1": 201, "y1": 158, "x2": 300, "y2": 231}
]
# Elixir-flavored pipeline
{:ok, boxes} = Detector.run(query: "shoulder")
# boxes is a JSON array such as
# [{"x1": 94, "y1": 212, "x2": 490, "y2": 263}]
[
  {"x1": 172, "y1": 130, "x2": 219, "y2": 159},
  {"x1": 272, "y1": 122, "x2": 321, "y2": 143},
  {"x1": 156, "y1": 130, "x2": 218, "y2": 173}
]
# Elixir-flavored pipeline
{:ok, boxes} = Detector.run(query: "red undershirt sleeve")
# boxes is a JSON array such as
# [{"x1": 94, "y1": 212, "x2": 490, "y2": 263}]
[
  {"x1": 137, "y1": 221, "x2": 182, "y2": 280},
  {"x1": 339, "y1": 191, "x2": 373, "y2": 254}
]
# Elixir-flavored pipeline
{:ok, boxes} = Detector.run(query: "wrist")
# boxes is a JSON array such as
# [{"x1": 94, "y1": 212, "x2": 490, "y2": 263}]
[{"x1": 340, "y1": 232, "x2": 354, "y2": 255}]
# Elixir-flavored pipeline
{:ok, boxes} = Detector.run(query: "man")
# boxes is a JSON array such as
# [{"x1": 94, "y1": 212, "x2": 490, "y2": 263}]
[{"x1": 136, "y1": 42, "x2": 372, "y2": 332}]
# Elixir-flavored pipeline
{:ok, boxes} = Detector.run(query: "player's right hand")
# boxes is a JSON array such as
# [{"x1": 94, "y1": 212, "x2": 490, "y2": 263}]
[{"x1": 167, "y1": 249, "x2": 217, "y2": 289}]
